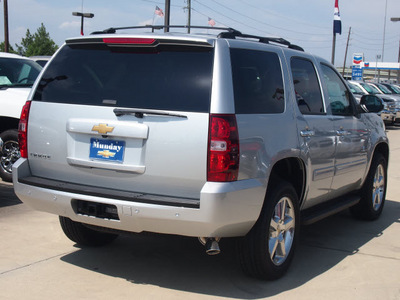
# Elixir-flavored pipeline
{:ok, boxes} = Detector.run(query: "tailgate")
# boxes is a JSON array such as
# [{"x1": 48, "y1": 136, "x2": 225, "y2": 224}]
[{"x1": 27, "y1": 103, "x2": 209, "y2": 198}]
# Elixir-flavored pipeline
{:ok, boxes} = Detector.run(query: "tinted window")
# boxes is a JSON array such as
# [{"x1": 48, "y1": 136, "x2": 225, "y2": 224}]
[
  {"x1": 290, "y1": 58, "x2": 324, "y2": 115},
  {"x1": 0, "y1": 58, "x2": 42, "y2": 87},
  {"x1": 291, "y1": 58, "x2": 324, "y2": 114},
  {"x1": 320, "y1": 64, "x2": 353, "y2": 115},
  {"x1": 33, "y1": 43, "x2": 214, "y2": 113},
  {"x1": 231, "y1": 49, "x2": 284, "y2": 114}
]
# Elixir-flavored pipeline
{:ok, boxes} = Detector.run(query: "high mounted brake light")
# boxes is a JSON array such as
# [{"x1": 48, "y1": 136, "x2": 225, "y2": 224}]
[
  {"x1": 18, "y1": 101, "x2": 31, "y2": 158},
  {"x1": 102, "y1": 38, "x2": 156, "y2": 45},
  {"x1": 207, "y1": 114, "x2": 239, "y2": 182}
]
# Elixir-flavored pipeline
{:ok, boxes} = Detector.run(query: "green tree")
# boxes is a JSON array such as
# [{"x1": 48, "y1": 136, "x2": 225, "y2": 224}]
[
  {"x1": 0, "y1": 42, "x2": 17, "y2": 53},
  {"x1": 16, "y1": 23, "x2": 58, "y2": 56}
]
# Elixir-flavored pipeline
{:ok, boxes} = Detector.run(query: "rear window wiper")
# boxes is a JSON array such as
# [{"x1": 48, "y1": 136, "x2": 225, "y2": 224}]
[{"x1": 113, "y1": 108, "x2": 187, "y2": 119}]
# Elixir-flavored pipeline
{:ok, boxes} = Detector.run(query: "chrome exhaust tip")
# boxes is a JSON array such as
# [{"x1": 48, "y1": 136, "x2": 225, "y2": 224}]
[{"x1": 198, "y1": 237, "x2": 221, "y2": 255}]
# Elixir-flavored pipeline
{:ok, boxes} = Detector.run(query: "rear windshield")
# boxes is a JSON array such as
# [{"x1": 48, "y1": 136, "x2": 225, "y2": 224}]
[{"x1": 33, "y1": 42, "x2": 214, "y2": 113}]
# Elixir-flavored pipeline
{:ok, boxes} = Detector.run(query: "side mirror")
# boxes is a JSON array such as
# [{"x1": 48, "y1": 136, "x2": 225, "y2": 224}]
[{"x1": 360, "y1": 95, "x2": 384, "y2": 113}]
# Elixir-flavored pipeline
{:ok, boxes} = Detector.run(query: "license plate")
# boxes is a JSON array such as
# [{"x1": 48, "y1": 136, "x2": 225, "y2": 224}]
[{"x1": 89, "y1": 138, "x2": 125, "y2": 162}]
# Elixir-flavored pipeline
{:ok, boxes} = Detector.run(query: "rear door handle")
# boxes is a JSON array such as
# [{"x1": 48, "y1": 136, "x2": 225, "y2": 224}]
[
  {"x1": 300, "y1": 130, "x2": 315, "y2": 137},
  {"x1": 336, "y1": 130, "x2": 347, "y2": 136}
]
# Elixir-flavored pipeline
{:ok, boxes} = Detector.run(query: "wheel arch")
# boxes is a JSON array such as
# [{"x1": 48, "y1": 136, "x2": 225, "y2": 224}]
[
  {"x1": 267, "y1": 157, "x2": 306, "y2": 206},
  {"x1": 0, "y1": 116, "x2": 19, "y2": 134},
  {"x1": 372, "y1": 141, "x2": 389, "y2": 164}
]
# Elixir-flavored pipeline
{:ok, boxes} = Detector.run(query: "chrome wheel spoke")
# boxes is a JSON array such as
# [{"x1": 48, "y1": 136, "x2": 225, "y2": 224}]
[
  {"x1": 371, "y1": 164, "x2": 385, "y2": 211},
  {"x1": 0, "y1": 141, "x2": 20, "y2": 173},
  {"x1": 269, "y1": 196, "x2": 296, "y2": 266}
]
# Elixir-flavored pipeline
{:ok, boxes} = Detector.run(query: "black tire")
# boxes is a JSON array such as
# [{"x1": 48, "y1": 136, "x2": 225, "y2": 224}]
[
  {"x1": 0, "y1": 129, "x2": 20, "y2": 182},
  {"x1": 237, "y1": 180, "x2": 300, "y2": 280},
  {"x1": 350, "y1": 153, "x2": 387, "y2": 220},
  {"x1": 59, "y1": 216, "x2": 118, "y2": 246}
]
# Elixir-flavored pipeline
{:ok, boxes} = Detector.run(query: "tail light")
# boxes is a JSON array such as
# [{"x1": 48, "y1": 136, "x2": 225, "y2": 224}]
[
  {"x1": 207, "y1": 114, "x2": 239, "y2": 182},
  {"x1": 18, "y1": 101, "x2": 31, "y2": 158}
]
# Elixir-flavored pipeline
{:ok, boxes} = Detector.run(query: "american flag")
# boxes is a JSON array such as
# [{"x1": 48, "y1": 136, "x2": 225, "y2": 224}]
[
  {"x1": 208, "y1": 17, "x2": 216, "y2": 27},
  {"x1": 155, "y1": 6, "x2": 164, "y2": 17},
  {"x1": 333, "y1": 0, "x2": 342, "y2": 35}
]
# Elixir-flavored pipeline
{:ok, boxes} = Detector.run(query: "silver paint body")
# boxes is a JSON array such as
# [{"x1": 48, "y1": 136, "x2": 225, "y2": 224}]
[{"x1": 13, "y1": 34, "x2": 388, "y2": 237}]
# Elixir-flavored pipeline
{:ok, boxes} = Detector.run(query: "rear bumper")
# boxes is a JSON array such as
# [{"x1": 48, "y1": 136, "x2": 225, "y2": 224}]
[
  {"x1": 13, "y1": 158, "x2": 266, "y2": 238},
  {"x1": 380, "y1": 111, "x2": 395, "y2": 123},
  {"x1": 395, "y1": 110, "x2": 400, "y2": 122}
]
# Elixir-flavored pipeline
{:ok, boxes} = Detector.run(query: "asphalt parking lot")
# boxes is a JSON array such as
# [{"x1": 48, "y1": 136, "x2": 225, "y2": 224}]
[{"x1": 1, "y1": 127, "x2": 400, "y2": 300}]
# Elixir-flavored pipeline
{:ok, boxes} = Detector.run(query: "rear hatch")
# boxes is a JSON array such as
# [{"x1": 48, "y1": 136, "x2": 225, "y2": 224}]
[{"x1": 26, "y1": 35, "x2": 215, "y2": 200}]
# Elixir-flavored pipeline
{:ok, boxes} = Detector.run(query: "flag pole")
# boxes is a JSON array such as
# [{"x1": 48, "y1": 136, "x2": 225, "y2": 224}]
[
  {"x1": 164, "y1": 0, "x2": 170, "y2": 32},
  {"x1": 331, "y1": 33, "x2": 336, "y2": 65}
]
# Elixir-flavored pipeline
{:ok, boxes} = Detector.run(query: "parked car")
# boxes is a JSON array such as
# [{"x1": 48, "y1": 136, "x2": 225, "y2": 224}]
[
  {"x1": 348, "y1": 82, "x2": 367, "y2": 102},
  {"x1": 349, "y1": 80, "x2": 400, "y2": 124},
  {"x1": 381, "y1": 83, "x2": 400, "y2": 95},
  {"x1": 13, "y1": 26, "x2": 389, "y2": 280},
  {"x1": 368, "y1": 82, "x2": 400, "y2": 100},
  {"x1": 0, "y1": 52, "x2": 42, "y2": 181}
]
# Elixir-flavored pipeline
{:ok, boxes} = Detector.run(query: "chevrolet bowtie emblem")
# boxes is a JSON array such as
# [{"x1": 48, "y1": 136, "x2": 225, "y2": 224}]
[
  {"x1": 92, "y1": 123, "x2": 114, "y2": 135},
  {"x1": 97, "y1": 150, "x2": 116, "y2": 158}
]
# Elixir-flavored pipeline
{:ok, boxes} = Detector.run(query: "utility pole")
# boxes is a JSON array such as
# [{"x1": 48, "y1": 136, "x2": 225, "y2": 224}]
[
  {"x1": 342, "y1": 27, "x2": 351, "y2": 77},
  {"x1": 3, "y1": 0, "x2": 9, "y2": 52},
  {"x1": 164, "y1": 0, "x2": 171, "y2": 32}
]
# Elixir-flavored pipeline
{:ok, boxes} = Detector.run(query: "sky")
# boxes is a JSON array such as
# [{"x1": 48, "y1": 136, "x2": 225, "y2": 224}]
[{"x1": 1, "y1": 0, "x2": 400, "y2": 67}]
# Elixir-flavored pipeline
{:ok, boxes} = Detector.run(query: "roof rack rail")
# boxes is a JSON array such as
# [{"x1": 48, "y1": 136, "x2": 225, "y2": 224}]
[
  {"x1": 91, "y1": 25, "x2": 238, "y2": 35},
  {"x1": 218, "y1": 31, "x2": 304, "y2": 51},
  {"x1": 91, "y1": 25, "x2": 303, "y2": 51}
]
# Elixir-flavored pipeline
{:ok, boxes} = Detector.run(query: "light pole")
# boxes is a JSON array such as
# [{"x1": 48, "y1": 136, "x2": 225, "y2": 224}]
[
  {"x1": 391, "y1": 17, "x2": 400, "y2": 83},
  {"x1": 72, "y1": 12, "x2": 94, "y2": 36},
  {"x1": 391, "y1": 18, "x2": 400, "y2": 63},
  {"x1": 375, "y1": 54, "x2": 381, "y2": 81}
]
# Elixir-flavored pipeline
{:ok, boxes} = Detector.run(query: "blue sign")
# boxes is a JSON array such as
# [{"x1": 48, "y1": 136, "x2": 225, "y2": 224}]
[{"x1": 352, "y1": 67, "x2": 363, "y2": 81}]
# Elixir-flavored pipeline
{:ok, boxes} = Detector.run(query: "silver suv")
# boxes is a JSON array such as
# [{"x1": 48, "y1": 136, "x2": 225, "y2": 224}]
[{"x1": 13, "y1": 26, "x2": 389, "y2": 280}]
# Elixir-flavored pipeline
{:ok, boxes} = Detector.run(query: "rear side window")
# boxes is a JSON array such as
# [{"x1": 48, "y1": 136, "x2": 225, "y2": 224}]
[
  {"x1": 33, "y1": 43, "x2": 214, "y2": 113},
  {"x1": 290, "y1": 57, "x2": 324, "y2": 114},
  {"x1": 231, "y1": 49, "x2": 284, "y2": 114}
]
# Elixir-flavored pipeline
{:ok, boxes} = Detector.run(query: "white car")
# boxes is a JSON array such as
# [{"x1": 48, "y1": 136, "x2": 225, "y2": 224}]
[{"x1": 0, "y1": 52, "x2": 42, "y2": 181}]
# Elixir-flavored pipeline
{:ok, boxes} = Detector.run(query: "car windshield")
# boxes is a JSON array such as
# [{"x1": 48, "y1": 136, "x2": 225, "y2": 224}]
[
  {"x1": 0, "y1": 57, "x2": 42, "y2": 88},
  {"x1": 348, "y1": 83, "x2": 365, "y2": 94},
  {"x1": 376, "y1": 83, "x2": 392, "y2": 94},
  {"x1": 360, "y1": 82, "x2": 380, "y2": 94},
  {"x1": 390, "y1": 85, "x2": 400, "y2": 94}
]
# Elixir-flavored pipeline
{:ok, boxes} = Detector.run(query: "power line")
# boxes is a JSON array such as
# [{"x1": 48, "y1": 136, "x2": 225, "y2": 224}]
[{"x1": 208, "y1": 0, "x2": 330, "y2": 36}]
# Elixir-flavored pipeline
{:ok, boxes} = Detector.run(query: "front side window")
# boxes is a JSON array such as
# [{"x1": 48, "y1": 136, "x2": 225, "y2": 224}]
[
  {"x1": 231, "y1": 49, "x2": 285, "y2": 114},
  {"x1": 290, "y1": 57, "x2": 324, "y2": 114},
  {"x1": 320, "y1": 64, "x2": 353, "y2": 116}
]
